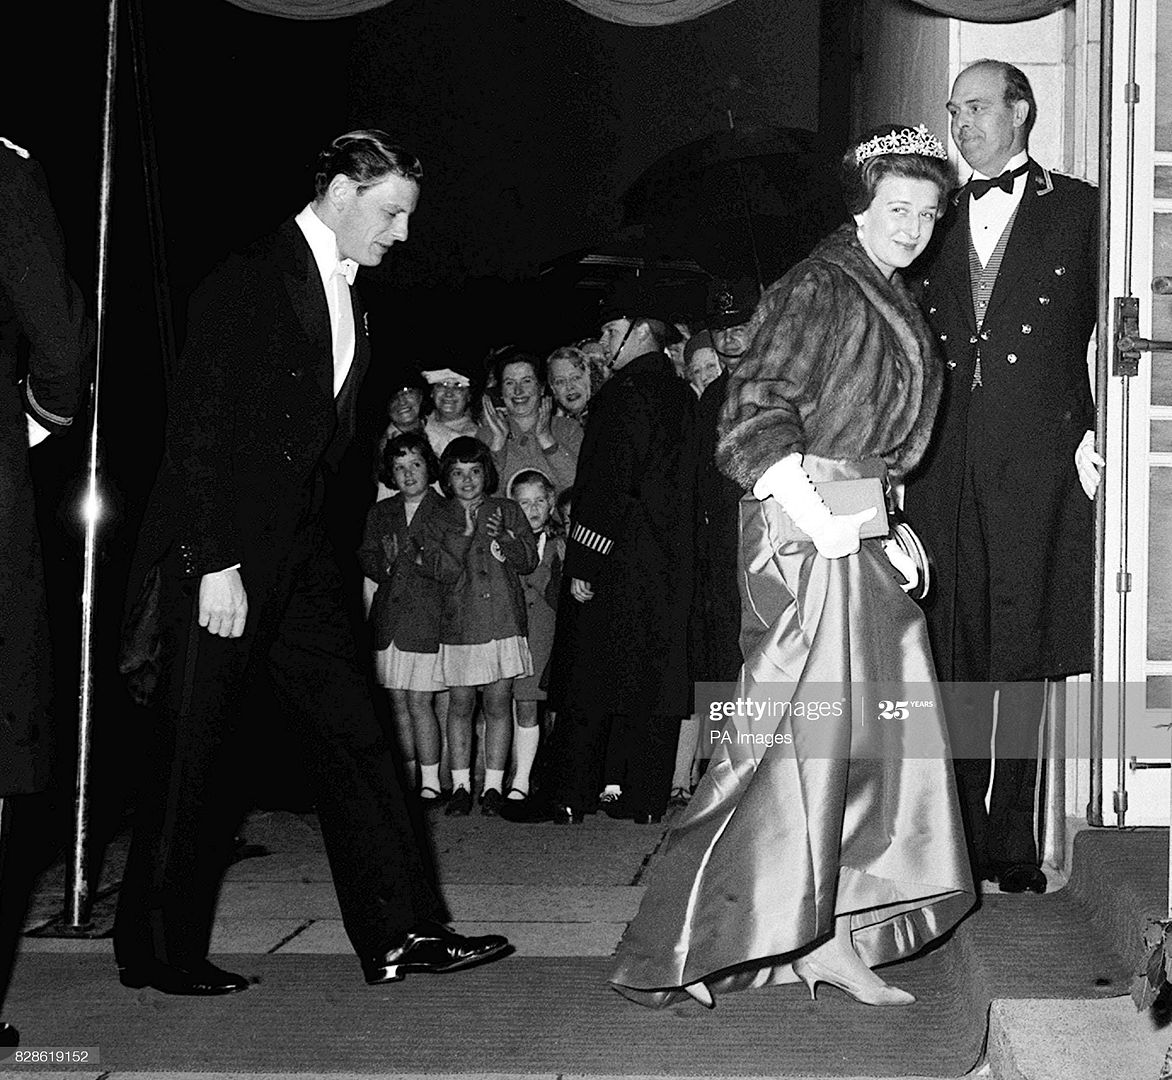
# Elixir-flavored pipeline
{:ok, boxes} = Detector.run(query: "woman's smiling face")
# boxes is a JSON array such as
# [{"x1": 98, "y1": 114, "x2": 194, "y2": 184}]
[
  {"x1": 853, "y1": 175, "x2": 941, "y2": 279},
  {"x1": 548, "y1": 356, "x2": 591, "y2": 415},
  {"x1": 501, "y1": 361, "x2": 541, "y2": 419}
]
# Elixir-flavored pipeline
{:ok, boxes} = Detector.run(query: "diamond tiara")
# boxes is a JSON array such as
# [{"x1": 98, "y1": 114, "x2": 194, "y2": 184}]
[{"x1": 854, "y1": 125, "x2": 948, "y2": 165}]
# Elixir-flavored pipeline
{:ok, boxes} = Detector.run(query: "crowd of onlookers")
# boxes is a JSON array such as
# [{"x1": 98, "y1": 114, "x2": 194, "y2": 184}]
[{"x1": 358, "y1": 293, "x2": 755, "y2": 820}]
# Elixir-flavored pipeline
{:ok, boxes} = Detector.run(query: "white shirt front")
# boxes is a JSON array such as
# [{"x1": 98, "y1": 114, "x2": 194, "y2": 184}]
[
  {"x1": 294, "y1": 204, "x2": 358, "y2": 397},
  {"x1": 966, "y1": 150, "x2": 1029, "y2": 268}
]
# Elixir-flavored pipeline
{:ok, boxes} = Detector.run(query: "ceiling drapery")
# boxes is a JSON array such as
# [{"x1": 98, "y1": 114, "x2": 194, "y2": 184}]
[
  {"x1": 909, "y1": 0, "x2": 1070, "y2": 21},
  {"x1": 222, "y1": 0, "x2": 390, "y2": 18},
  {"x1": 223, "y1": 0, "x2": 1068, "y2": 23},
  {"x1": 221, "y1": 0, "x2": 737, "y2": 24}
]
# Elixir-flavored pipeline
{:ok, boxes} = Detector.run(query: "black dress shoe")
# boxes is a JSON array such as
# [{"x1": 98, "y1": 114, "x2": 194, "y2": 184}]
[
  {"x1": 445, "y1": 787, "x2": 473, "y2": 816},
  {"x1": 0, "y1": 1022, "x2": 18, "y2": 1047},
  {"x1": 996, "y1": 864, "x2": 1047, "y2": 894},
  {"x1": 498, "y1": 791, "x2": 551, "y2": 823},
  {"x1": 118, "y1": 959, "x2": 250, "y2": 995},
  {"x1": 362, "y1": 921, "x2": 512, "y2": 984},
  {"x1": 480, "y1": 788, "x2": 504, "y2": 816}
]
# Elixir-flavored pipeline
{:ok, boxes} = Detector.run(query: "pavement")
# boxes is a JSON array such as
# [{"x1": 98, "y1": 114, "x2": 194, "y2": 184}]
[{"x1": 5, "y1": 805, "x2": 1162, "y2": 1080}]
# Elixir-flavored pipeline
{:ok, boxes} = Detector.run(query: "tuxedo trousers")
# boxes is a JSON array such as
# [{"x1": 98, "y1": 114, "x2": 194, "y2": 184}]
[
  {"x1": 944, "y1": 390, "x2": 1047, "y2": 876},
  {"x1": 114, "y1": 529, "x2": 445, "y2": 969}
]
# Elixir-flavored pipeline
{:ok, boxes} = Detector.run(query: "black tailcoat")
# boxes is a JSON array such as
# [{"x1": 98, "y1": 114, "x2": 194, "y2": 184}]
[
  {"x1": 0, "y1": 143, "x2": 87, "y2": 795},
  {"x1": 116, "y1": 218, "x2": 443, "y2": 969},
  {"x1": 905, "y1": 163, "x2": 1097, "y2": 682}
]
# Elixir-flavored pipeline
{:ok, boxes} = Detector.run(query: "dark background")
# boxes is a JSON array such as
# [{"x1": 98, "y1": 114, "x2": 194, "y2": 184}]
[{"x1": 4, "y1": 0, "x2": 855, "y2": 854}]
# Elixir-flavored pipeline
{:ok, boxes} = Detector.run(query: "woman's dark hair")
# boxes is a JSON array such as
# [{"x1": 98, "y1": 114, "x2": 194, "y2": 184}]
[
  {"x1": 491, "y1": 346, "x2": 546, "y2": 394},
  {"x1": 840, "y1": 125, "x2": 954, "y2": 215},
  {"x1": 379, "y1": 431, "x2": 440, "y2": 489},
  {"x1": 439, "y1": 436, "x2": 499, "y2": 497},
  {"x1": 313, "y1": 130, "x2": 423, "y2": 199}
]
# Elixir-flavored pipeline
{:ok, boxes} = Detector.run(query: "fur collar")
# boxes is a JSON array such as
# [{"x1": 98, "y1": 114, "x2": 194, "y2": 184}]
[{"x1": 807, "y1": 223, "x2": 942, "y2": 474}]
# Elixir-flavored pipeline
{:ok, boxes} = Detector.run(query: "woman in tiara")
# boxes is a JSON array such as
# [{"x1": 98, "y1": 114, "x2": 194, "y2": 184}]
[{"x1": 609, "y1": 124, "x2": 975, "y2": 1010}]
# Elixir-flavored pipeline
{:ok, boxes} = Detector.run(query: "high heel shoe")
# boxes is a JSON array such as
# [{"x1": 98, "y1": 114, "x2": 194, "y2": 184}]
[
  {"x1": 683, "y1": 980, "x2": 715, "y2": 1009},
  {"x1": 792, "y1": 956, "x2": 915, "y2": 1007}
]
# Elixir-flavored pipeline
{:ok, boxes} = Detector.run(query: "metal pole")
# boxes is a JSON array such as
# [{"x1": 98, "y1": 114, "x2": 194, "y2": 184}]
[
  {"x1": 63, "y1": 0, "x2": 119, "y2": 931},
  {"x1": 1111, "y1": 0, "x2": 1141, "y2": 830},
  {"x1": 1089, "y1": 0, "x2": 1116, "y2": 830}
]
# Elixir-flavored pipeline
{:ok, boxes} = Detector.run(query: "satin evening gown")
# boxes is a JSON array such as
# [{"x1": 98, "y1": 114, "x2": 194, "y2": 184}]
[{"x1": 609, "y1": 456, "x2": 975, "y2": 1007}]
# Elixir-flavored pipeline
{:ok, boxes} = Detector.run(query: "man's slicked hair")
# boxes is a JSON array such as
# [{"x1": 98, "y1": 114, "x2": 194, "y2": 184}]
[{"x1": 313, "y1": 130, "x2": 423, "y2": 199}]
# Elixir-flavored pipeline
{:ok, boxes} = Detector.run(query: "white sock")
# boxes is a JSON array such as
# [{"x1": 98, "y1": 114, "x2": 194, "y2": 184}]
[
  {"x1": 483, "y1": 768, "x2": 505, "y2": 795},
  {"x1": 510, "y1": 724, "x2": 540, "y2": 797},
  {"x1": 672, "y1": 715, "x2": 701, "y2": 790},
  {"x1": 602, "y1": 783, "x2": 622, "y2": 797},
  {"x1": 420, "y1": 763, "x2": 441, "y2": 796},
  {"x1": 451, "y1": 768, "x2": 471, "y2": 792}
]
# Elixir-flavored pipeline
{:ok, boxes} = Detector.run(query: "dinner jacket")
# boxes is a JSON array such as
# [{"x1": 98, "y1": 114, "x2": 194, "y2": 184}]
[{"x1": 126, "y1": 217, "x2": 371, "y2": 615}]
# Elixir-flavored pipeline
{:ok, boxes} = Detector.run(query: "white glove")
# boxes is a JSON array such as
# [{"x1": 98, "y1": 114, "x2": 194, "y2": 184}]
[
  {"x1": 1074, "y1": 429, "x2": 1104, "y2": 500},
  {"x1": 754, "y1": 453, "x2": 876, "y2": 559},
  {"x1": 882, "y1": 537, "x2": 918, "y2": 593}
]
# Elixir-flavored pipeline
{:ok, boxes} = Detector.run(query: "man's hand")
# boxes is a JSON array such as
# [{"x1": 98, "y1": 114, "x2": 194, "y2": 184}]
[
  {"x1": 199, "y1": 567, "x2": 248, "y2": 638},
  {"x1": 1075, "y1": 429, "x2": 1104, "y2": 500},
  {"x1": 570, "y1": 577, "x2": 594, "y2": 603}
]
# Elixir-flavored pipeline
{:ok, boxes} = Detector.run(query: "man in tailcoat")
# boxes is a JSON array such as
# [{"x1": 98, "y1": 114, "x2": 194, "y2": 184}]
[
  {"x1": 115, "y1": 131, "x2": 510, "y2": 995},
  {"x1": 905, "y1": 61, "x2": 1102, "y2": 894},
  {"x1": 0, "y1": 136, "x2": 89, "y2": 1048},
  {"x1": 542, "y1": 280, "x2": 697, "y2": 825}
]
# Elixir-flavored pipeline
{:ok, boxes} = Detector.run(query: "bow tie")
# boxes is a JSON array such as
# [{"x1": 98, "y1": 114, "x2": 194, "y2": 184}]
[
  {"x1": 334, "y1": 259, "x2": 358, "y2": 286},
  {"x1": 965, "y1": 162, "x2": 1029, "y2": 200}
]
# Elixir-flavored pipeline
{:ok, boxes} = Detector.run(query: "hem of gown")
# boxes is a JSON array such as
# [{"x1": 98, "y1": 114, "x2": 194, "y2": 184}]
[{"x1": 609, "y1": 886, "x2": 975, "y2": 1008}]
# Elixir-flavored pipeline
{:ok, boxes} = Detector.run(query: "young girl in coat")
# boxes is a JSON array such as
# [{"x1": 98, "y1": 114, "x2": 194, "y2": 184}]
[
  {"x1": 357, "y1": 432, "x2": 447, "y2": 799},
  {"x1": 423, "y1": 436, "x2": 538, "y2": 816},
  {"x1": 502, "y1": 469, "x2": 564, "y2": 809}
]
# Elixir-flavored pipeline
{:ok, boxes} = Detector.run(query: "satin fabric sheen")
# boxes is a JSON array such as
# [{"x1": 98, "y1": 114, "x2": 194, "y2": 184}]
[{"x1": 609, "y1": 456, "x2": 974, "y2": 1007}]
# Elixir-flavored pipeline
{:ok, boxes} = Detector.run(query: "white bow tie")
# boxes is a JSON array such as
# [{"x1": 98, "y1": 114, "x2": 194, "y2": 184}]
[{"x1": 334, "y1": 259, "x2": 358, "y2": 286}]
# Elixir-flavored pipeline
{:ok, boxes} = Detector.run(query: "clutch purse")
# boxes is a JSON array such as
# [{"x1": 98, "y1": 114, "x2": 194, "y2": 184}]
[
  {"x1": 888, "y1": 511, "x2": 933, "y2": 601},
  {"x1": 814, "y1": 476, "x2": 890, "y2": 539}
]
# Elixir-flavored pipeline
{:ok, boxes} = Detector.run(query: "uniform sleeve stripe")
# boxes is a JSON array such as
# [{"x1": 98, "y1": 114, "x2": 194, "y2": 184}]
[{"x1": 571, "y1": 523, "x2": 614, "y2": 556}]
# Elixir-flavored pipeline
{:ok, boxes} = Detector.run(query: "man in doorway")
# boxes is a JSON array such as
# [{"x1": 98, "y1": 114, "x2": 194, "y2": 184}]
[
  {"x1": 906, "y1": 60, "x2": 1102, "y2": 894},
  {"x1": 116, "y1": 131, "x2": 510, "y2": 994}
]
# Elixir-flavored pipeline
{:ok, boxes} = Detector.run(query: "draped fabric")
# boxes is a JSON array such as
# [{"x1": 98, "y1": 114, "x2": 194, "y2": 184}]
[
  {"x1": 220, "y1": 0, "x2": 736, "y2": 24},
  {"x1": 910, "y1": 0, "x2": 1071, "y2": 20},
  {"x1": 222, "y1": 0, "x2": 392, "y2": 18},
  {"x1": 222, "y1": 0, "x2": 1066, "y2": 23},
  {"x1": 560, "y1": 0, "x2": 736, "y2": 24}
]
